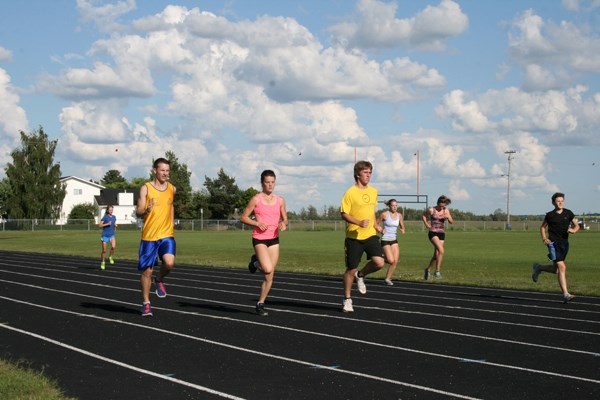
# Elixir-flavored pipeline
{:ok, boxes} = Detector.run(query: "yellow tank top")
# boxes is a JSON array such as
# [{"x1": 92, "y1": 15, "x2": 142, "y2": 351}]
[{"x1": 141, "y1": 182, "x2": 175, "y2": 241}]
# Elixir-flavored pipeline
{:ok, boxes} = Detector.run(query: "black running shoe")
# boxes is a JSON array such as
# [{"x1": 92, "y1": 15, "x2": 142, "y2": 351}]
[
  {"x1": 256, "y1": 303, "x2": 268, "y2": 316},
  {"x1": 248, "y1": 254, "x2": 258, "y2": 273}
]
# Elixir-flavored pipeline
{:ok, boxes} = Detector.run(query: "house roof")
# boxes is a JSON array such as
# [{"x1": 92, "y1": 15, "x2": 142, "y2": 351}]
[
  {"x1": 60, "y1": 176, "x2": 105, "y2": 189},
  {"x1": 95, "y1": 188, "x2": 140, "y2": 206}
]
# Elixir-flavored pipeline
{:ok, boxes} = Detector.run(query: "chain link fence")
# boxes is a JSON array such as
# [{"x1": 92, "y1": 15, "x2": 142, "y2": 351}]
[{"x1": 3, "y1": 219, "x2": 595, "y2": 232}]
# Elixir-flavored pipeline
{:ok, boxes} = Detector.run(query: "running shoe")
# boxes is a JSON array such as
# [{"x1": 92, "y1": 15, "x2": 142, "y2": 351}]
[
  {"x1": 343, "y1": 298, "x2": 354, "y2": 313},
  {"x1": 434, "y1": 271, "x2": 442, "y2": 279},
  {"x1": 109, "y1": 256, "x2": 115, "y2": 264},
  {"x1": 141, "y1": 302, "x2": 153, "y2": 316},
  {"x1": 423, "y1": 268, "x2": 430, "y2": 280},
  {"x1": 256, "y1": 303, "x2": 268, "y2": 316},
  {"x1": 248, "y1": 254, "x2": 258, "y2": 274},
  {"x1": 384, "y1": 278, "x2": 394, "y2": 286},
  {"x1": 563, "y1": 294, "x2": 575, "y2": 304},
  {"x1": 531, "y1": 263, "x2": 541, "y2": 283},
  {"x1": 100, "y1": 261, "x2": 105, "y2": 270},
  {"x1": 155, "y1": 278, "x2": 167, "y2": 298},
  {"x1": 354, "y1": 270, "x2": 366, "y2": 294}
]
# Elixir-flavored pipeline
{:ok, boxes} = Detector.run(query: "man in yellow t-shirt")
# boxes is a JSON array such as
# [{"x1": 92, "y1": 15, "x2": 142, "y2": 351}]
[
  {"x1": 135, "y1": 157, "x2": 177, "y2": 317},
  {"x1": 340, "y1": 160, "x2": 384, "y2": 313}
]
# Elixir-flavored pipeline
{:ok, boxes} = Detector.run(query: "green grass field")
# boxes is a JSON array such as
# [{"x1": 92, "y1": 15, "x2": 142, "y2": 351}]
[{"x1": 1, "y1": 229, "x2": 598, "y2": 296}]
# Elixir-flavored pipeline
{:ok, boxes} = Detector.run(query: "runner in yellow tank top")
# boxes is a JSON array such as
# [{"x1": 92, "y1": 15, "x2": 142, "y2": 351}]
[
  {"x1": 340, "y1": 161, "x2": 384, "y2": 313},
  {"x1": 141, "y1": 182, "x2": 175, "y2": 241},
  {"x1": 135, "y1": 158, "x2": 177, "y2": 317}
]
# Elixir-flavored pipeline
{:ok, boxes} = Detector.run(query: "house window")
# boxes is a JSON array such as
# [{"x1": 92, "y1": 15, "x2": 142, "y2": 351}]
[{"x1": 74, "y1": 188, "x2": 83, "y2": 195}]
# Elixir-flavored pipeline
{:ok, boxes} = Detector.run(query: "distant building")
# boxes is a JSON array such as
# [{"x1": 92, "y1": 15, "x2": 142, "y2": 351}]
[
  {"x1": 59, "y1": 176, "x2": 104, "y2": 224},
  {"x1": 95, "y1": 188, "x2": 140, "y2": 225},
  {"x1": 59, "y1": 176, "x2": 139, "y2": 225}
]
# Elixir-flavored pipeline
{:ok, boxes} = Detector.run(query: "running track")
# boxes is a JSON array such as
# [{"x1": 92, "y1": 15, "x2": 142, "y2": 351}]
[{"x1": 1, "y1": 250, "x2": 599, "y2": 399}]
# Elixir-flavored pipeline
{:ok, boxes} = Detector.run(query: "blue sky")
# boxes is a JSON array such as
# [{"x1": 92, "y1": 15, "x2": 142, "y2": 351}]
[{"x1": 1, "y1": 0, "x2": 599, "y2": 216}]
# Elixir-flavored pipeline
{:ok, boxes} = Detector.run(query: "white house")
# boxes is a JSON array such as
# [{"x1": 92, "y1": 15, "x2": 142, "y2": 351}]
[
  {"x1": 59, "y1": 176, "x2": 139, "y2": 225},
  {"x1": 59, "y1": 176, "x2": 104, "y2": 224},
  {"x1": 94, "y1": 188, "x2": 139, "y2": 225}
]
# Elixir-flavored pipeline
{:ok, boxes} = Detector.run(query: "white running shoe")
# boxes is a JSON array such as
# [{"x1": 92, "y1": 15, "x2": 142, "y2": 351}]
[
  {"x1": 343, "y1": 298, "x2": 354, "y2": 313},
  {"x1": 354, "y1": 271, "x2": 366, "y2": 294},
  {"x1": 384, "y1": 278, "x2": 394, "y2": 286}
]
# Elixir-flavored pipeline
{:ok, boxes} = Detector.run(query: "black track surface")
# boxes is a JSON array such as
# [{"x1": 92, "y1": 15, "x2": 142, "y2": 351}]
[{"x1": 1, "y1": 250, "x2": 599, "y2": 399}]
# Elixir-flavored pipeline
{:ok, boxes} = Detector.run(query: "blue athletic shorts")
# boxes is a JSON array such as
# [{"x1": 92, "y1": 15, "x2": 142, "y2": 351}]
[
  {"x1": 101, "y1": 235, "x2": 115, "y2": 243},
  {"x1": 138, "y1": 237, "x2": 176, "y2": 271},
  {"x1": 552, "y1": 241, "x2": 569, "y2": 263}
]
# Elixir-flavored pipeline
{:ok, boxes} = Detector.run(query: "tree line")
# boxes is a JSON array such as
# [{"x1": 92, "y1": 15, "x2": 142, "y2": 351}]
[{"x1": 1, "y1": 127, "x2": 549, "y2": 222}]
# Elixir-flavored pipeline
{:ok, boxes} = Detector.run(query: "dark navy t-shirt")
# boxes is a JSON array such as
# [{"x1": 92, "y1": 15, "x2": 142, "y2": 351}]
[{"x1": 543, "y1": 208, "x2": 575, "y2": 243}]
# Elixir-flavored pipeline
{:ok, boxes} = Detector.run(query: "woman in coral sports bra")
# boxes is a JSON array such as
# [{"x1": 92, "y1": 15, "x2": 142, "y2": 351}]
[{"x1": 240, "y1": 170, "x2": 288, "y2": 316}]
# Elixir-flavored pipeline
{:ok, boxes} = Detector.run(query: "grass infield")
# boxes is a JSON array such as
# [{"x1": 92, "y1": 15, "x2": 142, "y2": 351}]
[{"x1": 1, "y1": 229, "x2": 598, "y2": 296}]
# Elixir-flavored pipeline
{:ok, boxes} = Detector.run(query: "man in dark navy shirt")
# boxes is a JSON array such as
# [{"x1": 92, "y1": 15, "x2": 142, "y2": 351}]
[{"x1": 532, "y1": 192, "x2": 580, "y2": 303}]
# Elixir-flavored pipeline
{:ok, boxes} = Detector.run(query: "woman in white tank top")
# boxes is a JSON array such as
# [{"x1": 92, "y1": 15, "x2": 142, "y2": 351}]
[{"x1": 377, "y1": 199, "x2": 405, "y2": 285}]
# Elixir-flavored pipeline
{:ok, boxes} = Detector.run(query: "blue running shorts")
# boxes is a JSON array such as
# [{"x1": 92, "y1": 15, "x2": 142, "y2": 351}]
[{"x1": 138, "y1": 237, "x2": 176, "y2": 271}]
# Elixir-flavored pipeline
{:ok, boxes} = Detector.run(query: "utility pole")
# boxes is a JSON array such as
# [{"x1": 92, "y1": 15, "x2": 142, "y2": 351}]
[
  {"x1": 415, "y1": 150, "x2": 420, "y2": 196},
  {"x1": 505, "y1": 150, "x2": 516, "y2": 230}
]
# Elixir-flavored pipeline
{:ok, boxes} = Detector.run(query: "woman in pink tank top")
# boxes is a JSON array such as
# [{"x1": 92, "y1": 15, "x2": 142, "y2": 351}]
[
  {"x1": 240, "y1": 170, "x2": 288, "y2": 316},
  {"x1": 422, "y1": 195, "x2": 453, "y2": 280}
]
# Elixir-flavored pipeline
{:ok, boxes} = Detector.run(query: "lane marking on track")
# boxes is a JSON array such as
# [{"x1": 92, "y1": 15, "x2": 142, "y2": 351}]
[
  {"x1": 3, "y1": 260, "x2": 600, "y2": 318},
  {"x1": 0, "y1": 297, "x2": 482, "y2": 400},
  {"x1": 2, "y1": 290, "x2": 600, "y2": 387},
  {"x1": 2, "y1": 275, "x2": 600, "y2": 358},
  {"x1": 0, "y1": 323, "x2": 245, "y2": 400}
]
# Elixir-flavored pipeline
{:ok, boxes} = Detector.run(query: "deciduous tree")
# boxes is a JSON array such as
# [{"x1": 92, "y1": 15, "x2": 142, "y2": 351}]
[
  {"x1": 101, "y1": 169, "x2": 128, "y2": 189},
  {"x1": 204, "y1": 168, "x2": 241, "y2": 219},
  {"x1": 68, "y1": 203, "x2": 96, "y2": 220},
  {"x1": 162, "y1": 151, "x2": 193, "y2": 219},
  {"x1": 4, "y1": 127, "x2": 66, "y2": 219}
]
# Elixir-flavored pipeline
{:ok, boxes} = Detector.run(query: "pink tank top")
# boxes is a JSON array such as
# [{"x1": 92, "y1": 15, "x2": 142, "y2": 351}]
[
  {"x1": 429, "y1": 207, "x2": 446, "y2": 233},
  {"x1": 252, "y1": 195, "x2": 283, "y2": 240}
]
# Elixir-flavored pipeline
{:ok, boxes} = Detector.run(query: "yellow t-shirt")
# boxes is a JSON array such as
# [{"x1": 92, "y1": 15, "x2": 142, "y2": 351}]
[
  {"x1": 340, "y1": 185, "x2": 378, "y2": 240},
  {"x1": 141, "y1": 182, "x2": 175, "y2": 241}
]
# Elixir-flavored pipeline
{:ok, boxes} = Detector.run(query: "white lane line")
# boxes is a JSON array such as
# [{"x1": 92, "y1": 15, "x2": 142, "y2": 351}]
[
  {"x1": 2, "y1": 269, "x2": 600, "y2": 339},
  {"x1": 2, "y1": 286, "x2": 600, "y2": 387},
  {"x1": 3, "y1": 261, "x2": 600, "y2": 320},
  {"x1": 0, "y1": 297, "x2": 482, "y2": 400},
  {"x1": 0, "y1": 322, "x2": 245, "y2": 400},
  {"x1": 2, "y1": 275, "x2": 600, "y2": 359}
]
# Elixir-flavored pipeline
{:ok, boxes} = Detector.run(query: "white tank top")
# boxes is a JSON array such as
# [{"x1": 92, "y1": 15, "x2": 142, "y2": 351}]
[{"x1": 381, "y1": 212, "x2": 399, "y2": 241}]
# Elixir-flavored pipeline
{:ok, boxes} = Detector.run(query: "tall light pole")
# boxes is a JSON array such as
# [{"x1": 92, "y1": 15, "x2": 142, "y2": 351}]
[
  {"x1": 415, "y1": 150, "x2": 420, "y2": 196},
  {"x1": 504, "y1": 150, "x2": 516, "y2": 229}
]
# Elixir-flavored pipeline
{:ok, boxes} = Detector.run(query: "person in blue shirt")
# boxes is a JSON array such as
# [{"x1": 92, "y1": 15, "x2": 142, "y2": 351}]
[{"x1": 99, "y1": 205, "x2": 117, "y2": 270}]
